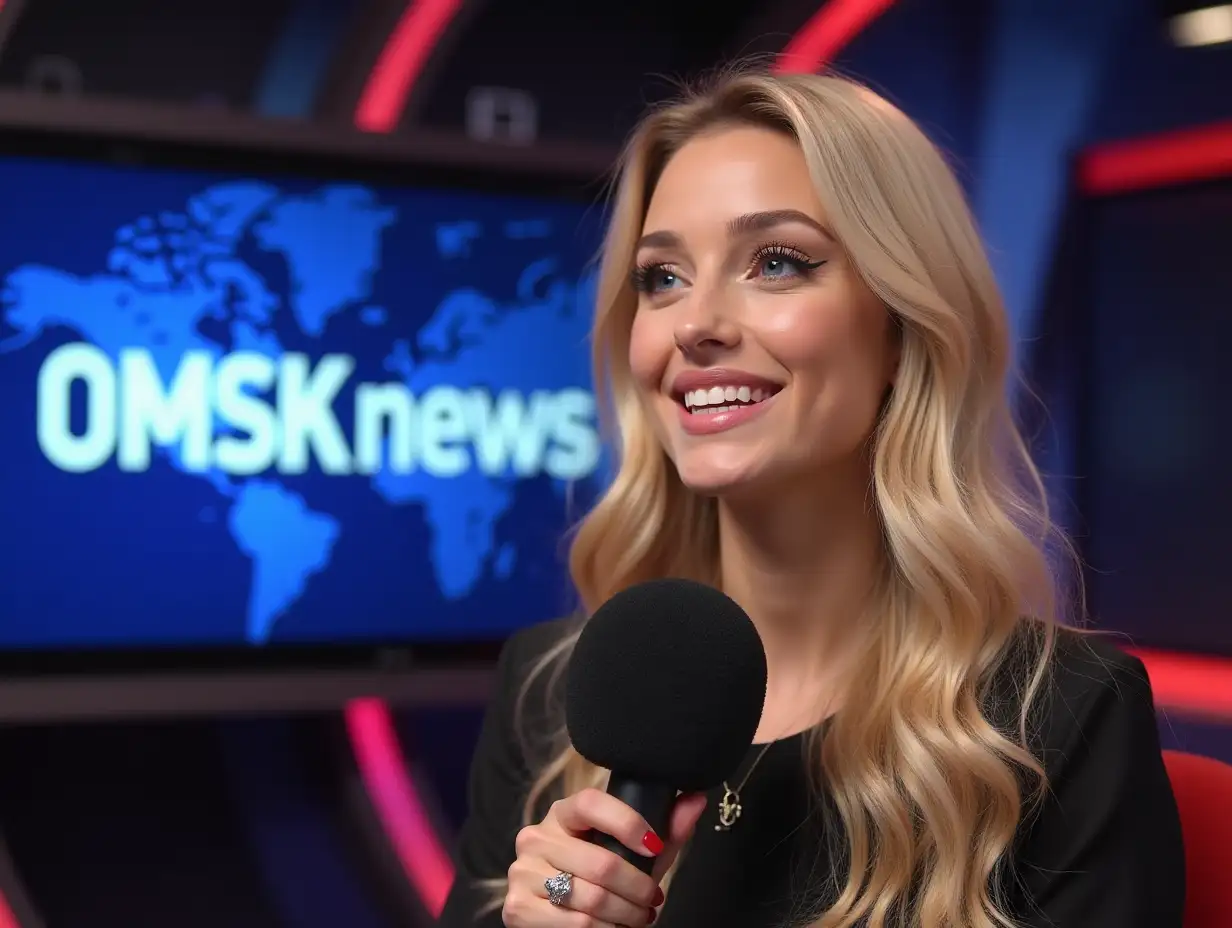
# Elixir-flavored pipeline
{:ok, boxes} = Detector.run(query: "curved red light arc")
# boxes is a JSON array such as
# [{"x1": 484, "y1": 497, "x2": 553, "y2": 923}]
[
  {"x1": 344, "y1": 698, "x2": 454, "y2": 915},
  {"x1": 356, "y1": 0, "x2": 902, "y2": 134},
  {"x1": 354, "y1": 0, "x2": 465, "y2": 132},
  {"x1": 774, "y1": 0, "x2": 898, "y2": 74}
]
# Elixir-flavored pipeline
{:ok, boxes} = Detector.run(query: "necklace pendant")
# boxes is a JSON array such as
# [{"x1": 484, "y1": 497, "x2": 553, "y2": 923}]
[{"x1": 715, "y1": 787, "x2": 742, "y2": 831}]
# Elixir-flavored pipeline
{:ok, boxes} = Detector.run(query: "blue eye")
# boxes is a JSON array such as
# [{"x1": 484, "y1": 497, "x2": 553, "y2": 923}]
[
  {"x1": 761, "y1": 256, "x2": 796, "y2": 278},
  {"x1": 753, "y1": 247, "x2": 824, "y2": 281},
  {"x1": 631, "y1": 264, "x2": 683, "y2": 293}
]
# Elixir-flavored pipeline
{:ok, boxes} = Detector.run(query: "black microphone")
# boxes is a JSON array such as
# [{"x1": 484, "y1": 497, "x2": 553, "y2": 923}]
[{"x1": 564, "y1": 578, "x2": 768, "y2": 874}]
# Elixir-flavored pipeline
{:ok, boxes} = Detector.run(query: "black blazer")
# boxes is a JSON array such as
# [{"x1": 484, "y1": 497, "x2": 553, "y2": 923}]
[{"x1": 440, "y1": 621, "x2": 1185, "y2": 927}]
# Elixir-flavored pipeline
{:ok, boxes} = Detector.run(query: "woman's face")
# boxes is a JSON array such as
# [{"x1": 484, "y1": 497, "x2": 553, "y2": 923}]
[{"x1": 627, "y1": 125, "x2": 899, "y2": 497}]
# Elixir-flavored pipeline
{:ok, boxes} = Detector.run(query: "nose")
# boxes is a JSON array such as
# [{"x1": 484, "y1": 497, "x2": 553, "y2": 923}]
[{"x1": 672, "y1": 298, "x2": 741, "y2": 360}]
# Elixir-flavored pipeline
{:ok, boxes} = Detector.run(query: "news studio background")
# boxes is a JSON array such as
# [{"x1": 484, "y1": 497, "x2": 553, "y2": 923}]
[{"x1": 0, "y1": 0, "x2": 1224, "y2": 925}]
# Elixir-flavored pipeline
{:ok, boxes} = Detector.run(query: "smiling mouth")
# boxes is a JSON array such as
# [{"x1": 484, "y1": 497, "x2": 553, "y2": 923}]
[{"x1": 680, "y1": 384, "x2": 782, "y2": 415}]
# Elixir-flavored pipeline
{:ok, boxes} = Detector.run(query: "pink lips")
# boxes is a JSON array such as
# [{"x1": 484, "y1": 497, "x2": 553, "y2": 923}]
[{"x1": 668, "y1": 368, "x2": 784, "y2": 437}]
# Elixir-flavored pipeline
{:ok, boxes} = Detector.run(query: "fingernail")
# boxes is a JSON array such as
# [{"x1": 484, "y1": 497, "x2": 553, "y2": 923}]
[
  {"x1": 648, "y1": 907, "x2": 658, "y2": 924},
  {"x1": 653, "y1": 886, "x2": 665, "y2": 906},
  {"x1": 642, "y1": 830, "x2": 665, "y2": 855}
]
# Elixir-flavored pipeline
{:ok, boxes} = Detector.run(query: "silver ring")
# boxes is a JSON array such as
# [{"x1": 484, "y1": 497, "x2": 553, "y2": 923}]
[{"x1": 544, "y1": 870, "x2": 573, "y2": 907}]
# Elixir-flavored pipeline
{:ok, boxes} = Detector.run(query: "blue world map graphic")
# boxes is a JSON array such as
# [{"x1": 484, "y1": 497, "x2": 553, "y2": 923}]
[{"x1": 0, "y1": 173, "x2": 603, "y2": 646}]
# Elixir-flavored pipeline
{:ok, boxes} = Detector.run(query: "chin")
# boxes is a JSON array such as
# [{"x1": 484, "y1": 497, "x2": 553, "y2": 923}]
[{"x1": 672, "y1": 453, "x2": 773, "y2": 498}]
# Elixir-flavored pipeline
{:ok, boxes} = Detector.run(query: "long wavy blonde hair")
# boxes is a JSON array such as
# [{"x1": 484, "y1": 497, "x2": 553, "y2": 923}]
[{"x1": 492, "y1": 70, "x2": 1071, "y2": 928}]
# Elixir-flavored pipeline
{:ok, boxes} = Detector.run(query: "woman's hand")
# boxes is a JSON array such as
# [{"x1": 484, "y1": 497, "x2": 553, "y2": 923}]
[{"x1": 502, "y1": 788, "x2": 706, "y2": 926}]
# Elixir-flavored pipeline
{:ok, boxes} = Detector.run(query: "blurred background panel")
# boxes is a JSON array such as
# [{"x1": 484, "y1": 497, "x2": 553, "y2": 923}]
[
  {"x1": 0, "y1": 0, "x2": 299, "y2": 106},
  {"x1": 1079, "y1": 178, "x2": 1232, "y2": 654}
]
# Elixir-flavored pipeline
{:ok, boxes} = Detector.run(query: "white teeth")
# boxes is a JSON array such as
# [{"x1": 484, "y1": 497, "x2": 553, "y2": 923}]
[{"x1": 683, "y1": 384, "x2": 777, "y2": 411}]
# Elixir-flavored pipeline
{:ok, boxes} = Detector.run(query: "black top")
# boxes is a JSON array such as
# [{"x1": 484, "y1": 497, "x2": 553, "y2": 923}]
[{"x1": 439, "y1": 621, "x2": 1185, "y2": 927}]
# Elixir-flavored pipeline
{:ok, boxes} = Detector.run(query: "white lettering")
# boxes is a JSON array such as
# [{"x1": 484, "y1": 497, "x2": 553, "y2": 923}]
[
  {"x1": 36, "y1": 343, "x2": 117, "y2": 473},
  {"x1": 32, "y1": 344, "x2": 603, "y2": 482},
  {"x1": 117, "y1": 349, "x2": 212, "y2": 471},
  {"x1": 546, "y1": 388, "x2": 602, "y2": 480},
  {"x1": 213, "y1": 353, "x2": 278, "y2": 475},
  {"x1": 419, "y1": 386, "x2": 470, "y2": 477},
  {"x1": 354, "y1": 382, "x2": 415, "y2": 475},
  {"x1": 277, "y1": 353, "x2": 353, "y2": 475},
  {"x1": 465, "y1": 389, "x2": 557, "y2": 477}
]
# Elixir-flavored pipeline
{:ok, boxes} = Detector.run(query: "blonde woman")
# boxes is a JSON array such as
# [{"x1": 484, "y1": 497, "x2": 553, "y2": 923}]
[{"x1": 439, "y1": 71, "x2": 1184, "y2": 928}]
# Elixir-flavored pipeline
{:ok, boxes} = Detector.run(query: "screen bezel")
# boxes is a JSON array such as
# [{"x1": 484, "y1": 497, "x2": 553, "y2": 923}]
[
  {"x1": 0, "y1": 93, "x2": 610, "y2": 690},
  {"x1": 0, "y1": 88, "x2": 617, "y2": 199}
]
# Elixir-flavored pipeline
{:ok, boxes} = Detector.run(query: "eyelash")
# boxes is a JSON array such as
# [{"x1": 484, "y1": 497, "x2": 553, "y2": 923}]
[
  {"x1": 628, "y1": 262, "x2": 661, "y2": 293},
  {"x1": 629, "y1": 241, "x2": 825, "y2": 293},
  {"x1": 750, "y1": 241, "x2": 825, "y2": 275}
]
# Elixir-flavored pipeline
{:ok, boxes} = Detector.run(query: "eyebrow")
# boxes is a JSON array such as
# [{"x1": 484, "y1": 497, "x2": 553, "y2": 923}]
[{"x1": 635, "y1": 209, "x2": 833, "y2": 252}]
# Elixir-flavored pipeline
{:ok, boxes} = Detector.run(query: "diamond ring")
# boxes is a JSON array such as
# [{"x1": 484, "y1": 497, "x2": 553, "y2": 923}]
[{"x1": 544, "y1": 870, "x2": 573, "y2": 907}]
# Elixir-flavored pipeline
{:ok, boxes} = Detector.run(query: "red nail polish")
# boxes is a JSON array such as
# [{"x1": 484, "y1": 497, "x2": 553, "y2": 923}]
[
  {"x1": 648, "y1": 907, "x2": 658, "y2": 924},
  {"x1": 642, "y1": 830, "x2": 665, "y2": 855},
  {"x1": 653, "y1": 886, "x2": 665, "y2": 906}
]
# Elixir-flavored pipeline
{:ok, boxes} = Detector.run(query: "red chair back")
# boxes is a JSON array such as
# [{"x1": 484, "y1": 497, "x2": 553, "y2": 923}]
[{"x1": 1163, "y1": 750, "x2": 1232, "y2": 928}]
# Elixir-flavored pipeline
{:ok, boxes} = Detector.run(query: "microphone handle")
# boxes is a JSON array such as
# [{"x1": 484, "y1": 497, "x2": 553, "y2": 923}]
[{"x1": 592, "y1": 774, "x2": 679, "y2": 875}]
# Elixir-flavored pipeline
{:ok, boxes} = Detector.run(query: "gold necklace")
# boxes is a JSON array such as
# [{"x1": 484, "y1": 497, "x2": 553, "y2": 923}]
[{"x1": 715, "y1": 741, "x2": 775, "y2": 831}]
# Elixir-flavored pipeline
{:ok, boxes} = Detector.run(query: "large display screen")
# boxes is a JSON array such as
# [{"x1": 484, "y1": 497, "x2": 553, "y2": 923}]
[
  {"x1": 0, "y1": 139, "x2": 607, "y2": 650},
  {"x1": 1080, "y1": 178, "x2": 1232, "y2": 654}
]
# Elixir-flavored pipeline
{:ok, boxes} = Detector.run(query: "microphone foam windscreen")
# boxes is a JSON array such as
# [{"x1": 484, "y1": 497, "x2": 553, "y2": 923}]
[{"x1": 565, "y1": 578, "x2": 768, "y2": 792}]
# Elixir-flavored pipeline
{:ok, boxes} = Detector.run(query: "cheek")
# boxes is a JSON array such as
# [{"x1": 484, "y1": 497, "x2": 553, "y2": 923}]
[
  {"x1": 756, "y1": 304, "x2": 849, "y2": 380},
  {"x1": 763, "y1": 302, "x2": 892, "y2": 406},
  {"x1": 626, "y1": 310, "x2": 667, "y2": 392}
]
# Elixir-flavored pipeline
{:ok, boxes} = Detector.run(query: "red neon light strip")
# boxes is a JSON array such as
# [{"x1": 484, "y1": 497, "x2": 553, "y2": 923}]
[
  {"x1": 774, "y1": 0, "x2": 898, "y2": 74},
  {"x1": 353, "y1": 0, "x2": 466, "y2": 133},
  {"x1": 345, "y1": 698, "x2": 455, "y2": 916},
  {"x1": 1129, "y1": 648, "x2": 1232, "y2": 723},
  {"x1": 1077, "y1": 121, "x2": 1232, "y2": 195}
]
